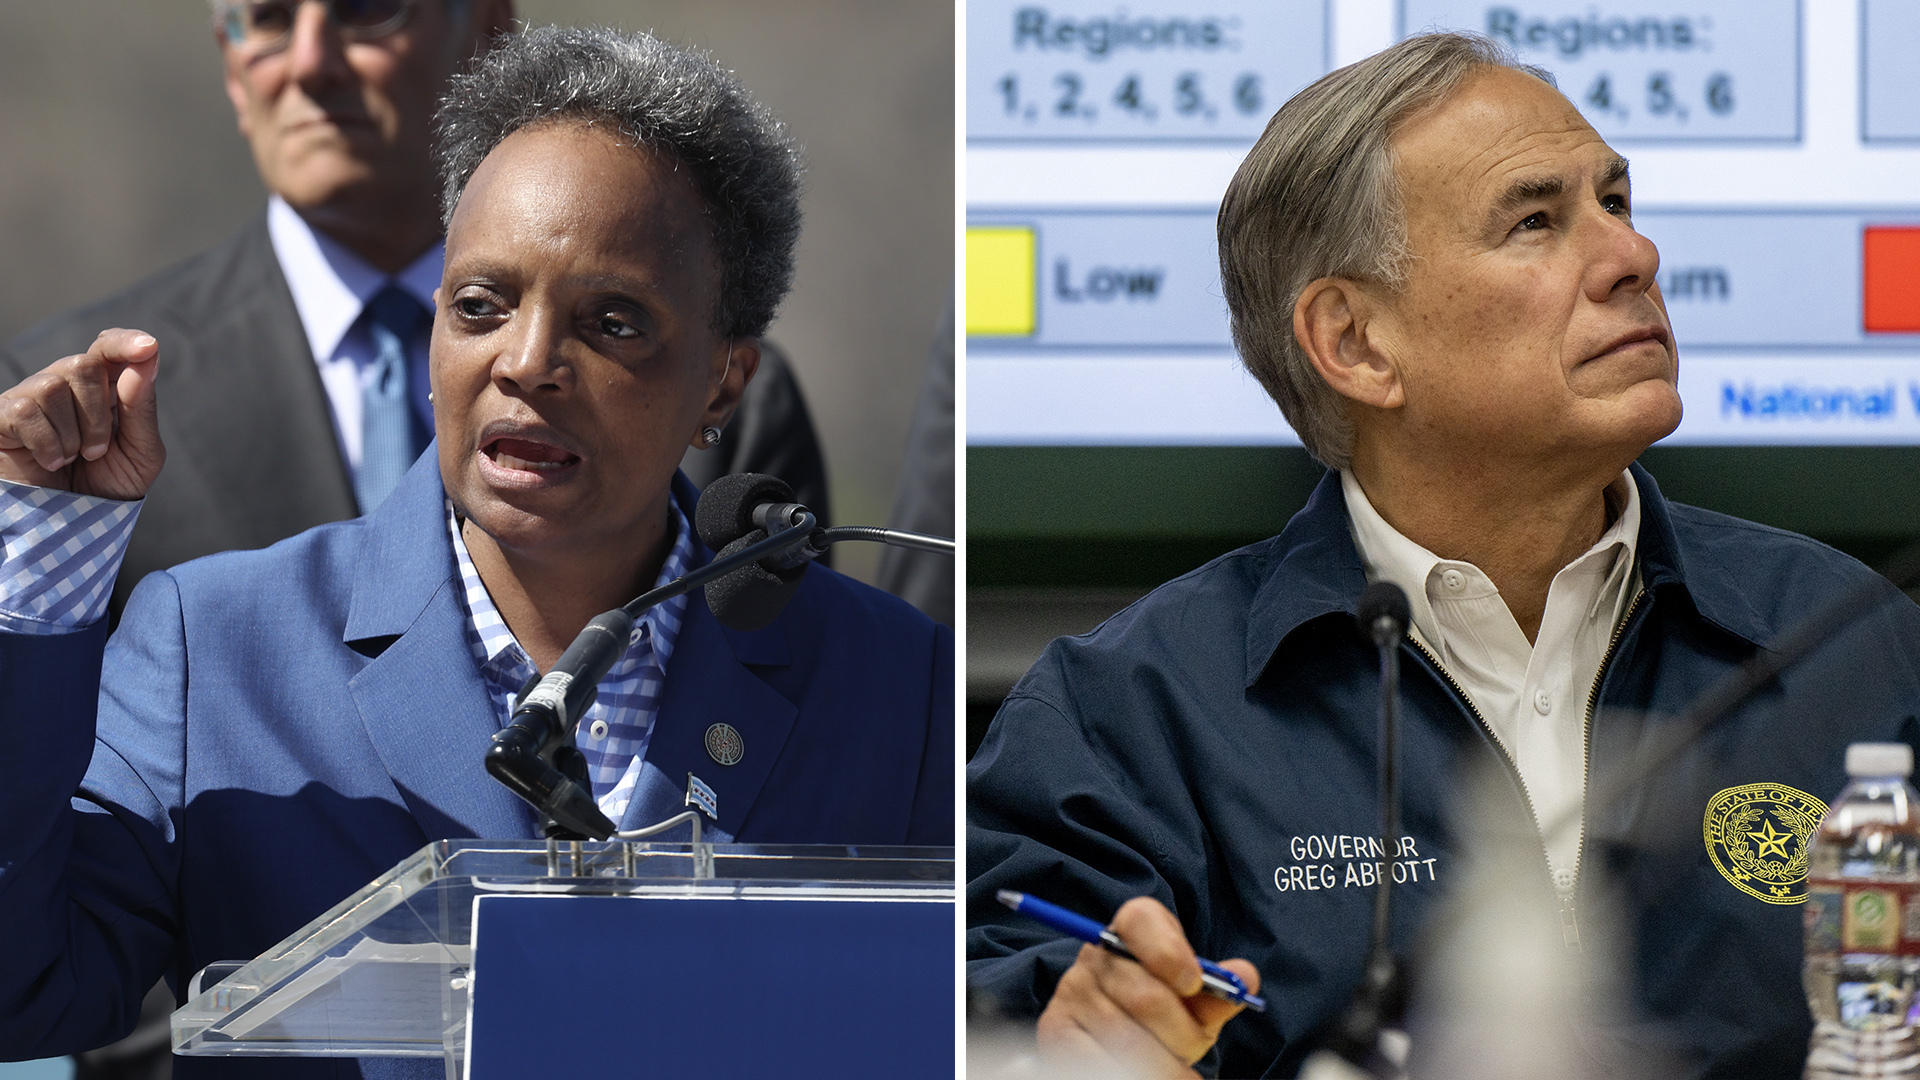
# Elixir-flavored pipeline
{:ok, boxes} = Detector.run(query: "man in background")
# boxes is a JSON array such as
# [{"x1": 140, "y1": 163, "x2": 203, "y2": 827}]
[
  {"x1": 0, "y1": 0, "x2": 830, "y2": 624},
  {"x1": 0, "y1": 3, "x2": 827, "y2": 1076}
]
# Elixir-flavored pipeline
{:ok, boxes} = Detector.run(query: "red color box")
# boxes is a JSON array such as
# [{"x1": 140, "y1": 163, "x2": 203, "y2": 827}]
[{"x1": 1864, "y1": 227, "x2": 1920, "y2": 333}]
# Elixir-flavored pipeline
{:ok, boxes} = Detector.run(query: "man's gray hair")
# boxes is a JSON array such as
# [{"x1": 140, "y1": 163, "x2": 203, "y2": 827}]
[
  {"x1": 1217, "y1": 32, "x2": 1552, "y2": 470},
  {"x1": 434, "y1": 25, "x2": 803, "y2": 338}
]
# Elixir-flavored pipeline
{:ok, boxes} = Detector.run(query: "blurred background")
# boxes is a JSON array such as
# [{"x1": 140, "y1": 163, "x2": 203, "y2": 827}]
[{"x1": 0, "y1": 0, "x2": 954, "y2": 587}]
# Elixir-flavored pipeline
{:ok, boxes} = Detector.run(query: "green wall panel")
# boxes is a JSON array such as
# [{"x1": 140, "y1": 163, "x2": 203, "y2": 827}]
[{"x1": 969, "y1": 446, "x2": 1920, "y2": 588}]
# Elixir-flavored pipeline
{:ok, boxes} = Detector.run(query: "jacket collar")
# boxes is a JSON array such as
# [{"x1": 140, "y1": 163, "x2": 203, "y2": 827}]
[
  {"x1": 1625, "y1": 461, "x2": 1775, "y2": 649},
  {"x1": 342, "y1": 444, "x2": 453, "y2": 643},
  {"x1": 342, "y1": 444, "x2": 530, "y2": 840},
  {"x1": 1243, "y1": 460, "x2": 1773, "y2": 690},
  {"x1": 1244, "y1": 471, "x2": 1371, "y2": 689}
]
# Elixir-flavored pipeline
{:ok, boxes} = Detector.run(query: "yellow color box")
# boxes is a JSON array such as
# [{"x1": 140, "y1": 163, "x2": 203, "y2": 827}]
[{"x1": 966, "y1": 225, "x2": 1037, "y2": 336}]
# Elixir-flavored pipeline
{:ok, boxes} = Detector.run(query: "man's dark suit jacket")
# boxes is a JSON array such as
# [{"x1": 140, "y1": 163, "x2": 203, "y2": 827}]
[{"x1": 0, "y1": 210, "x2": 832, "y2": 619}]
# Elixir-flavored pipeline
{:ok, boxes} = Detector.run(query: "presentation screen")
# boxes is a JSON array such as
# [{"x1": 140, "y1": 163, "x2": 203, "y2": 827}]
[{"x1": 966, "y1": 0, "x2": 1920, "y2": 447}]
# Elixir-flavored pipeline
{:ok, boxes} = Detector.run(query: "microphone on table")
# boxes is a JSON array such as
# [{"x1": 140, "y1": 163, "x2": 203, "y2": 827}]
[
  {"x1": 1303, "y1": 540, "x2": 1920, "y2": 1078},
  {"x1": 1306, "y1": 582, "x2": 1414, "y2": 1080},
  {"x1": 484, "y1": 473, "x2": 954, "y2": 840}
]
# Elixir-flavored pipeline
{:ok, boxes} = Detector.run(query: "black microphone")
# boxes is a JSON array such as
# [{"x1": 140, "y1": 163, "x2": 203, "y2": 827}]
[
  {"x1": 1360, "y1": 581, "x2": 1411, "y2": 651},
  {"x1": 694, "y1": 474, "x2": 956, "y2": 630},
  {"x1": 484, "y1": 609, "x2": 633, "y2": 839},
  {"x1": 1357, "y1": 580, "x2": 1410, "y2": 967},
  {"x1": 1320, "y1": 582, "x2": 1413, "y2": 1077},
  {"x1": 695, "y1": 473, "x2": 813, "y2": 630},
  {"x1": 704, "y1": 529, "x2": 808, "y2": 631},
  {"x1": 695, "y1": 472, "x2": 798, "y2": 551}
]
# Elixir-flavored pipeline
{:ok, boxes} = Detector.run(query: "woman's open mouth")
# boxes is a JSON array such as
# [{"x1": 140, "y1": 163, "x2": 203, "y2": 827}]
[{"x1": 479, "y1": 435, "x2": 582, "y2": 482}]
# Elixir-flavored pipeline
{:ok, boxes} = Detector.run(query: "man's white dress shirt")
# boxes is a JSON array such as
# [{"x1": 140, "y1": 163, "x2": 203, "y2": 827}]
[
  {"x1": 1342, "y1": 470, "x2": 1642, "y2": 894},
  {"x1": 266, "y1": 196, "x2": 439, "y2": 476}
]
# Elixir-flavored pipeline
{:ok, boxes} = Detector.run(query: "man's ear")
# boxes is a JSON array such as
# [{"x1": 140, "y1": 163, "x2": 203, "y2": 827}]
[
  {"x1": 1293, "y1": 277, "x2": 1404, "y2": 410},
  {"x1": 693, "y1": 336, "x2": 761, "y2": 445}
]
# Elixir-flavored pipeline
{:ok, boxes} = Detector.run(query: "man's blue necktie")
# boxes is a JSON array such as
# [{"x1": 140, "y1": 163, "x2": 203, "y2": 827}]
[{"x1": 355, "y1": 286, "x2": 429, "y2": 513}]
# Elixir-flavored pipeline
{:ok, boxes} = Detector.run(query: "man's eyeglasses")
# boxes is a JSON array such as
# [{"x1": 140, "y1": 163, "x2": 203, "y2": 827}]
[{"x1": 219, "y1": 0, "x2": 417, "y2": 54}]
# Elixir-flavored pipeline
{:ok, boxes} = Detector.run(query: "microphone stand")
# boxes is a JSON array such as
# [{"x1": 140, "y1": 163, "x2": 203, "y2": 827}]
[
  {"x1": 808, "y1": 526, "x2": 955, "y2": 557},
  {"x1": 1310, "y1": 542, "x2": 1920, "y2": 1078},
  {"x1": 485, "y1": 513, "x2": 817, "y2": 840},
  {"x1": 1313, "y1": 584, "x2": 1412, "y2": 1079},
  {"x1": 485, "y1": 504, "x2": 958, "y2": 841}
]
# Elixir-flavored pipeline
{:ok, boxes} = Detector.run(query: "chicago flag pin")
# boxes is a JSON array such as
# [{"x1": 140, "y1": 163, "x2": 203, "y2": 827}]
[{"x1": 685, "y1": 774, "x2": 719, "y2": 821}]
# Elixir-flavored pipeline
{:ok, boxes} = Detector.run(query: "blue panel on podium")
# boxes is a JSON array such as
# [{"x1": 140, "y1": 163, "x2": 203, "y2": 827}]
[{"x1": 466, "y1": 894, "x2": 953, "y2": 1078}]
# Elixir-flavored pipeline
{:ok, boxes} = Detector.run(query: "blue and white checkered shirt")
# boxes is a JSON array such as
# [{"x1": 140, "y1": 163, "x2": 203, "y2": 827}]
[
  {"x1": 450, "y1": 503, "x2": 693, "y2": 825},
  {"x1": 0, "y1": 480, "x2": 141, "y2": 634}
]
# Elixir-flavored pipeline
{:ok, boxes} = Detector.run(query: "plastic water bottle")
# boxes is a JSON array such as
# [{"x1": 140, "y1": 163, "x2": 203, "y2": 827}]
[{"x1": 1806, "y1": 742, "x2": 1920, "y2": 1078}]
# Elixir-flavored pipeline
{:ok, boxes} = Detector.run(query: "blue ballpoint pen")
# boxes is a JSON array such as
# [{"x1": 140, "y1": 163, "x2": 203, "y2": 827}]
[{"x1": 996, "y1": 889, "x2": 1266, "y2": 1013}]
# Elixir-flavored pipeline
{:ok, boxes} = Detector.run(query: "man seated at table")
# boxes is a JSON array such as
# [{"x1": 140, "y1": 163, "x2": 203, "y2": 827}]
[{"x1": 967, "y1": 31, "x2": 1920, "y2": 1080}]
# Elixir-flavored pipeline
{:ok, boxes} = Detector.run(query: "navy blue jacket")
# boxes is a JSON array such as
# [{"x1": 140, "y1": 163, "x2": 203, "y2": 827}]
[
  {"x1": 0, "y1": 451, "x2": 952, "y2": 1075},
  {"x1": 968, "y1": 465, "x2": 1920, "y2": 1078}
]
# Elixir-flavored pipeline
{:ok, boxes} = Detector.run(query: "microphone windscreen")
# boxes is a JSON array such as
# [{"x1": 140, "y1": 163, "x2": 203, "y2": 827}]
[
  {"x1": 695, "y1": 473, "x2": 796, "y2": 552},
  {"x1": 704, "y1": 530, "x2": 807, "y2": 631},
  {"x1": 1357, "y1": 581, "x2": 1412, "y2": 637}
]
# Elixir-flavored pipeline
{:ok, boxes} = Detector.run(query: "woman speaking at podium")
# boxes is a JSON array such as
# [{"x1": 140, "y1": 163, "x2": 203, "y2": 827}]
[{"x1": 0, "y1": 26, "x2": 950, "y2": 1072}]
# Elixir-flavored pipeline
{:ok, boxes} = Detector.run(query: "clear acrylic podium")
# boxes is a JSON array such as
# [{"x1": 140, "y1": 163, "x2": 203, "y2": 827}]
[{"x1": 171, "y1": 840, "x2": 955, "y2": 1078}]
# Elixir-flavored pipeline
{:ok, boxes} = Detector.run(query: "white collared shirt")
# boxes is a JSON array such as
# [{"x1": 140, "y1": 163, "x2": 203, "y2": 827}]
[
  {"x1": 265, "y1": 196, "x2": 440, "y2": 474},
  {"x1": 1342, "y1": 470, "x2": 1642, "y2": 892}
]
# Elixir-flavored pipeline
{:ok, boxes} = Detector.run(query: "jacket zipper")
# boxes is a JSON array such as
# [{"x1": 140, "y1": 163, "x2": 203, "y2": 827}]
[
  {"x1": 1404, "y1": 585, "x2": 1644, "y2": 952},
  {"x1": 1570, "y1": 586, "x2": 1645, "y2": 946},
  {"x1": 1404, "y1": 635, "x2": 1555, "y2": 899}
]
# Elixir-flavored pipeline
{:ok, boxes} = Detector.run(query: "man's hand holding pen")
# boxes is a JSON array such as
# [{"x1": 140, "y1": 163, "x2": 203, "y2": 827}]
[{"x1": 1012, "y1": 893, "x2": 1264, "y2": 1079}]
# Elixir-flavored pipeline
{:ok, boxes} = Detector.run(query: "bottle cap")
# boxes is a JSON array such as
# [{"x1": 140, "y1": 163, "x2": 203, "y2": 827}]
[{"x1": 1846, "y1": 742, "x2": 1914, "y2": 778}]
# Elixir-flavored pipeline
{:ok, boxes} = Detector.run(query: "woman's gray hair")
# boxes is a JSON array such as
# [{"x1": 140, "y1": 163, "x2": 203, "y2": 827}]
[
  {"x1": 435, "y1": 25, "x2": 803, "y2": 338},
  {"x1": 1217, "y1": 32, "x2": 1552, "y2": 470}
]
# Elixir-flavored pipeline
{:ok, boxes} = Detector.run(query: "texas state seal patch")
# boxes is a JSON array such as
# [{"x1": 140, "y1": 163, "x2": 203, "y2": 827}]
[{"x1": 1703, "y1": 783, "x2": 1829, "y2": 905}]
